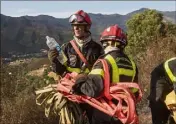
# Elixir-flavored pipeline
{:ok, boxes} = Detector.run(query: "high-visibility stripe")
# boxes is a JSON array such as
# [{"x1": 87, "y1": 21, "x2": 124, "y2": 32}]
[
  {"x1": 119, "y1": 68, "x2": 134, "y2": 77},
  {"x1": 105, "y1": 55, "x2": 137, "y2": 93},
  {"x1": 67, "y1": 67, "x2": 81, "y2": 73},
  {"x1": 129, "y1": 58, "x2": 136, "y2": 82},
  {"x1": 64, "y1": 61, "x2": 90, "y2": 73},
  {"x1": 89, "y1": 69, "x2": 104, "y2": 77},
  {"x1": 126, "y1": 57, "x2": 137, "y2": 92},
  {"x1": 130, "y1": 88, "x2": 139, "y2": 93},
  {"x1": 164, "y1": 57, "x2": 176, "y2": 83},
  {"x1": 83, "y1": 68, "x2": 90, "y2": 73},
  {"x1": 105, "y1": 55, "x2": 136, "y2": 83},
  {"x1": 105, "y1": 55, "x2": 119, "y2": 83},
  {"x1": 117, "y1": 63, "x2": 133, "y2": 69}
]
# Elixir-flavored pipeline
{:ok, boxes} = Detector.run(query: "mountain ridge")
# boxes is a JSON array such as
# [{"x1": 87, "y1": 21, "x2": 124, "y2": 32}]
[{"x1": 1, "y1": 8, "x2": 176, "y2": 57}]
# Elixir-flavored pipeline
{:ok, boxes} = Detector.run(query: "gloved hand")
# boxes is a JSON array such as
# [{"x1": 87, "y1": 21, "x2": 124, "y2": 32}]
[
  {"x1": 48, "y1": 49, "x2": 58, "y2": 63},
  {"x1": 71, "y1": 74, "x2": 88, "y2": 95},
  {"x1": 73, "y1": 73, "x2": 87, "y2": 81},
  {"x1": 60, "y1": 78, "x2": 75, "y2": 91}
]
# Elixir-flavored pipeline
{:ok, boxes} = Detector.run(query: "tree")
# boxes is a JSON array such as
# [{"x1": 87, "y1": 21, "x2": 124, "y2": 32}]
[{"x1": 126, "y1": 9, "x2": 165, "y2": 55}]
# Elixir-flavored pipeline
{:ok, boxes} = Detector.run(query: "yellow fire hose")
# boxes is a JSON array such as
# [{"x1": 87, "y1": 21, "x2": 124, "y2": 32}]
[
  {"x1": 35, "y1": 84, "x2": 89, "y2": 124},
  {"x1": 164, "y1": 90, "x2": 176, "y2": 122}
]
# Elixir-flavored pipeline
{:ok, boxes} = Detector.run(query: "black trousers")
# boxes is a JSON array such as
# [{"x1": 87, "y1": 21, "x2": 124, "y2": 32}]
[
  {"x1": 80, "y1": 103, "x2": 123, "y2": 124},
  {"x1": 91, "y1": 108, "x2": 122, "y2": 124},
  {"x1": 79, "y1": 103, "x2": 94, "y2": 123},
  {"x1": 149, "y1": 100, "x2": 176, "y2": 124}
]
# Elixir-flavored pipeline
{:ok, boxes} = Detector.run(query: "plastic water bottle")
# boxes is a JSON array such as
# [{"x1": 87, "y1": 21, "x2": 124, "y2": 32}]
[{"x1": 46, "y1": 36, "x2": 67, "y2": 64}]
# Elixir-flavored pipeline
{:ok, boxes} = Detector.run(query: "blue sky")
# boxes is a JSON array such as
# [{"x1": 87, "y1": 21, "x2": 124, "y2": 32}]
[{"x1": 1, "y1": 1, "x2": 176, "y2": 18}]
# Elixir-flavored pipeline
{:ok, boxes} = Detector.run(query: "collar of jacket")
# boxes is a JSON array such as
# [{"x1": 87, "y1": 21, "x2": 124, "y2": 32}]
[
  {"x1": 99, "y1": 49, "x2": 120, "y2": 59},
  {"x1": 73, "y1": 35, "x2": 92, "y2": 48},
  {"x1": 104, "y1": 46, "x2": 119, "y2": 54}
]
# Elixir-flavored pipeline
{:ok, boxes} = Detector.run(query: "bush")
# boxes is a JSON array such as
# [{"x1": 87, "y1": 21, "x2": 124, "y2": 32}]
[
  {"x1": 124, "y1": 9, "x2": 176, "y2": 123},
  {"x1": 126, "y1": 9, "x2": 165, "y2": 56}
]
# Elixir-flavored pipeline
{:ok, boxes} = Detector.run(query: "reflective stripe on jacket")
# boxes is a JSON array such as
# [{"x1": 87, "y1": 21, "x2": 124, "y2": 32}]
[
  {"x1": 73, "y1": 50, "x2": 138, "y2": 97},
  {"x1": 88, "y1": 50, "x2": 138, "y2": 94},
  {"x1": 51, "y1": 39, "x2": 104, "y2": 75},
  {"x1": 89, "y1": 54, "x2": 136, "y2": 83},
  {"x1": 164, "y1": 57, "x2": 176, "y2": 83}
]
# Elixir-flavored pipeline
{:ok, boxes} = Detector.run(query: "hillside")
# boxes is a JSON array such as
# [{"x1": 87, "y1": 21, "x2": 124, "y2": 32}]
[
  {"x1": 1, "y1": 8, "x2": 176, "y2": 57},
  {"x1": 1, "y1": 9, "x2": 176, "y2": 124}
]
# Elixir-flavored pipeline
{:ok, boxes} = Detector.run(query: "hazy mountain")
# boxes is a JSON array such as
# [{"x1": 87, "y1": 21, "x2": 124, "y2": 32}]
[{"x1": 1, "y1": 8, "x2": 175, "y2": 57}]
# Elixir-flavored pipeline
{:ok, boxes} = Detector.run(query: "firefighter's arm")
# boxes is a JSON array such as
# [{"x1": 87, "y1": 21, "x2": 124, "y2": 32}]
[
  {"x1": 48, "y1": 43, "x2": 67, "y2": 75},
  {"x1": 72, "y1": 62, "x2": 104, "y2": 98}
]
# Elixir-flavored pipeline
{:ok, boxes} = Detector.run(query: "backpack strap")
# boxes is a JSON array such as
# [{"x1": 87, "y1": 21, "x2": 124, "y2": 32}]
[{"x1": 70, "y1": 40, "x2": 91, "y2": 70}]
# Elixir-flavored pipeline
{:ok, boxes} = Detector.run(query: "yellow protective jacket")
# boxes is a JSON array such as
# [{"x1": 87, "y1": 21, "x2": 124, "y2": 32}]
[
  {"x1": 164, "y1": 57, "x2": 176, "y2": 84},
  {"x1": 48, "y1": 39, "x2": 104, "y2": 75},
  {"x1": 148, "y1": 57, "x2": 176, "y2": 102},
  {"x1": 72, "y1": 50, "x2": 138, "y2": 98}
]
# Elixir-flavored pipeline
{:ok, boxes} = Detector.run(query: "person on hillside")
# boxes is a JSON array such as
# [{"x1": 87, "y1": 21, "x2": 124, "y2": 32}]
[
  {"x1": 48, "y1": 10, "x2": 104, "y2": 123},
  {"x1": 148, "y1": 57, "x2": 176, "y2": 124},
  {"x1": 48, "y1": 10, "x2": 104, "y2": 76},
  {"x1": 70, "y1": 24, "x2": 139, "y2": 124}
]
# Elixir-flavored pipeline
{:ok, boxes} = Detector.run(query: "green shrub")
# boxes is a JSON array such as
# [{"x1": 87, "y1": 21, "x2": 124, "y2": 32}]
[{"x1": 126, "y1": 9, "x2": 165, "y2": 56}]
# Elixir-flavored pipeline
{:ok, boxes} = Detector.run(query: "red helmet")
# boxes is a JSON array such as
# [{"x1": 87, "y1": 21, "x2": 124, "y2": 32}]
[
  {"x1": 100, "y1": 24, "x2": 127, "y2": 46},
  {"x1": 69, "y1": 10, "x2": 92, "y2": 27}
]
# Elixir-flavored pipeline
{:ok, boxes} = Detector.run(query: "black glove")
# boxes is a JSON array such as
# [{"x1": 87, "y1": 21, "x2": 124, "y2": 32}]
[
  {"x1": 48, "y1": 49, "x2": 58, "y2": 63},
  {"x1": 72, "y1": 75, "x2": 88, "y2": 95},
  {"x1": 48, "y1": 49, "x2": 67, "y2": 75}
]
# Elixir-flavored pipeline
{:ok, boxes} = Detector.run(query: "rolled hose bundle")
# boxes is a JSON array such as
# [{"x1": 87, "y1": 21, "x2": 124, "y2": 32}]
[
  {"x1": 35, "y1": 84, "x2": 89, "y2": 124},
  {"x1": 57, "y1": 82, "x2": 142, "y2": 124},
  {"x1": 164, "y1": 90, "x2": 176, "y2": 122}
]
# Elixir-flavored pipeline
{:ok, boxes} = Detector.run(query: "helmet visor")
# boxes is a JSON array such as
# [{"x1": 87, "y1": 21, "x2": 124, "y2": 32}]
[{"x1": 69, "y1": 14, "x2": 85, "y2": 24}]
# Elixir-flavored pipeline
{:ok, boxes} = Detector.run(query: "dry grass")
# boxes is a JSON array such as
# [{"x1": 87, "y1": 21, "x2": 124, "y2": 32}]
[
  {"x1": 136, "y1": 35, "x2": 176, "y2": 124},
  {"x1": 0, "y1": 62, "x2": 57, "y2": 124},
  {"x1": 26, "y1": 57, "x2": 50, "y2": 70}
]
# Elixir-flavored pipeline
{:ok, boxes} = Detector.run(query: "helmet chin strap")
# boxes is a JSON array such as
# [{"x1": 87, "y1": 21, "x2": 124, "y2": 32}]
[{"x1": 104, "y1": 46, "x2": 119, "y2": 54}]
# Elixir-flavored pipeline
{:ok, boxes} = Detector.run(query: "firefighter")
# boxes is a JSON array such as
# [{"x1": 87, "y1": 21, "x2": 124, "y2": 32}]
[
  {"x1": 47, "y1": 10, "x2": 104, "y2": 123},
  {"x1": 148, "y1": 57, "x2": 176, "y2": 124},
  {"x1": 71, "y1": 24, "x2": 138, "y2": 124},
  {"x1": 48, "y1": 10, "x2": 104, "y2": 76}
]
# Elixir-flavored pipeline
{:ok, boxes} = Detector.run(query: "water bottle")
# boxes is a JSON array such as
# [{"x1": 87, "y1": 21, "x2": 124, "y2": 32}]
[{"x1": 46, "y1": 36, "x2": 67, "y2": 64}]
